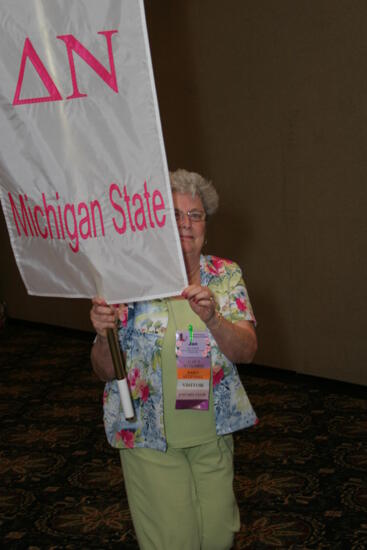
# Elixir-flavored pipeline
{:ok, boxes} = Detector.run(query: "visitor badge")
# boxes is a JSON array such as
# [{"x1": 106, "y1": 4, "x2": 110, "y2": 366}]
[{"x1": 175, "y1": 328, "x2": 211, "y2": 410}]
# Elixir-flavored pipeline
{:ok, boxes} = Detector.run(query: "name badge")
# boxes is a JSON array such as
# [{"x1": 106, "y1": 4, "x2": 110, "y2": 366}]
[{"x1": 175, "y1": 328, "x2": 211, "y2": 410}]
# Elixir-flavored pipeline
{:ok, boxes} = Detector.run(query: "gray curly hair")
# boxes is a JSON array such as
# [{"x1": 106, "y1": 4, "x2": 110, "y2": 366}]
[{"x1": 169, "y1": 169, "x2": 219, "y2": 216}]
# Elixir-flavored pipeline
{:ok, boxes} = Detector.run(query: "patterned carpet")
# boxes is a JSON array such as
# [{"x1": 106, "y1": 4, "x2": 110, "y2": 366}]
[{"x1": 0, "y1": 320, "x2": 366, "y2": 549}]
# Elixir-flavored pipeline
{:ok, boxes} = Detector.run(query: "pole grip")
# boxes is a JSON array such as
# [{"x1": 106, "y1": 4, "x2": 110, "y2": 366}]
[{"x1": 106, "y1": 327, "x2": 134, "y2": 420}]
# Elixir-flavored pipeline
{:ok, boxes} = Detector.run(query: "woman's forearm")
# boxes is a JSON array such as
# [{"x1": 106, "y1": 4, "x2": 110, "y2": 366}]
[
  {"x1": 206, "y1": 315, "x2": 257, "y2": 364},
  {"x1": 90, "y1": 335, "x2": 116, "y2": 382}
]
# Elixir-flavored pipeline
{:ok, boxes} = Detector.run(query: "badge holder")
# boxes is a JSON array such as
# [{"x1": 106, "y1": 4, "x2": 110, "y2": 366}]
[{"x1": 175, "y1": 324, "x2": 211, "y2": 410}]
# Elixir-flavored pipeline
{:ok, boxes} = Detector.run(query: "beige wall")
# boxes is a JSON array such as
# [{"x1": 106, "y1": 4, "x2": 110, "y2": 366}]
[{"x1": 1, "y1": 1, "x2": 366, "y2": 384}]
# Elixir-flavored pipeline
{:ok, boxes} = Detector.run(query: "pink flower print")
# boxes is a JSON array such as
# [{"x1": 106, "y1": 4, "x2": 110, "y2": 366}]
[
  {"x1": 117, "y1": 429, "x2": 134, "y2": 448},
  {"x1": 119, "y1": 305, "x2": 128, "y2": 327},
  {"x1": 202, "y1": 344, "x2": 210, "y2": 357},
  {"x1": 236, "y1": 298, "x2": 247, "y2": 312},
  {"x1": 211, "y1": 256, "x2": 223, "y2": 269},
  {"x1": 128, "y1": 367, "x2": 140, "y2": 389},
  {"x1": 213, "y1": 367, "x2": 224, "y2": 387},
  {"x1": 205, "y1": 256, "x2": 233, "y2": 275},
  {"x1": 103, "y1": 390, "x2": 108, "y2": 404},
  {"x1": 208, "y1": 256, "x2": 227, "y2": 275},
  {"x1": 112, "y1": 304, "x2": 128, "y2": 326},
  {"x1": 141, "y1": 384, "x2": 149, "y2": 402},
  {"x1": 207, "y1": 263, "x2": 218, "y2": 275},
  {"x1": 137, "y1": 379, "x2": 150, "y2": 402}
]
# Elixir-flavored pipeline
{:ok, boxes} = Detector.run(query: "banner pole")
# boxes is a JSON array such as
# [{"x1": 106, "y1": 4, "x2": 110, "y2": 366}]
[{"x1": 106, "y1": 327, "x2": 135, "y2": 420}]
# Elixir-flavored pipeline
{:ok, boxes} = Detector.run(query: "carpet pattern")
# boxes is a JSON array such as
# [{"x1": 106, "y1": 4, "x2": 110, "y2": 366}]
[{"x1": 0, "y1": 320, "x2": 366, "y2": 549}]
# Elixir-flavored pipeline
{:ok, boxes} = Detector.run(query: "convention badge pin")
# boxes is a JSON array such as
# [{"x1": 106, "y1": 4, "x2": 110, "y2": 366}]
[{"x1": 175, "y1": 324, "x2": 211, "y2": 410}]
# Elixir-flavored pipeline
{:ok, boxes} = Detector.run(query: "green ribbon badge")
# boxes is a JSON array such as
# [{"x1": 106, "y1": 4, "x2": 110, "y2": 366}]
[{"x1": 188, "y1": 324, "x2": 194, "y2": 344}]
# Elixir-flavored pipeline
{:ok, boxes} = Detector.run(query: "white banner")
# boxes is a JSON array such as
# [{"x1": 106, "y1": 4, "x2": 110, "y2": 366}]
[{"x1": 0, "y1": 0, "x2": 187, "y2": 303}]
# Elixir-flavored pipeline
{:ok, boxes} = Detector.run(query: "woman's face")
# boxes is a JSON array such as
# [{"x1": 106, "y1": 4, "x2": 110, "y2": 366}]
[{"x1": 173, "y1": 192, "x2": 206, "y2": 260}]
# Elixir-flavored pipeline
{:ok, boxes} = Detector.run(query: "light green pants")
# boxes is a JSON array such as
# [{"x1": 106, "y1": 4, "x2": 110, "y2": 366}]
[{"x1": 120, "y1": 435, "x2": 240, "y2": 550}]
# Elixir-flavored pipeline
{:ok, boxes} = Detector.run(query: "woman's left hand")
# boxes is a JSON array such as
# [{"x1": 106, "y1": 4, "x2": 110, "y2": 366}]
[
  {"x1": 182, "y1": 284, "x2": 257, "y2": 364},
  {"x1": 182, "y1": 285, "x2": 216, "y2": 324}
]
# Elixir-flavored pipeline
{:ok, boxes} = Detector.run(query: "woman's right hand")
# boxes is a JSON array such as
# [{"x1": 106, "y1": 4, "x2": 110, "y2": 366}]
[{"x1": 90, "y1": 296, "x2": 117, "y2": 338}]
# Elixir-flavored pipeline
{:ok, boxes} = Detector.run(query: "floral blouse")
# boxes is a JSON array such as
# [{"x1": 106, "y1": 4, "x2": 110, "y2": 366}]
[{"x1": 103, "y1": 255, "x2": 258, "y2": 452}]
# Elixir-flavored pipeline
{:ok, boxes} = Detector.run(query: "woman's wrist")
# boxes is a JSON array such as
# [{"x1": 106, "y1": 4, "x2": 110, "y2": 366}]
[
  {"x1": 206, "y1": 311, "x2": 223, "y2": 331},
  {"x1": 96, "y1": 332, "x2": 109, "y2": 344}
]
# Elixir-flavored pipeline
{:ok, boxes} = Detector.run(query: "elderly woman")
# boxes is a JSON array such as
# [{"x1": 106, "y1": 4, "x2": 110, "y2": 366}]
[{"x1": 90, "y1": 169, "x2": 257, "y2": 550}]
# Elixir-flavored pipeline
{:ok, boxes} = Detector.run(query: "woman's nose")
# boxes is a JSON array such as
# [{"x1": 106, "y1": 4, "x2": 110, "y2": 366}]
[{"x1": 178, "y1": 212, "x2": 192, "y2": 227}]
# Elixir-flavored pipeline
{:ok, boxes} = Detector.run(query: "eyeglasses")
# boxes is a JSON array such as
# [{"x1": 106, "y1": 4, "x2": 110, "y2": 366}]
[{"x1": 174, "y1": 209, "x2": 206, "y2": 223}]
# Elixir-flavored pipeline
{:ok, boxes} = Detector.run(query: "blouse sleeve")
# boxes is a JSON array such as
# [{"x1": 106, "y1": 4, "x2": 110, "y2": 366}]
[
  {"x1": 227, "y1": 262, "x2": 257, "y2": 325},
  {"x1": 117, "y1": 303, "x2": 135, "y2": 351}
]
